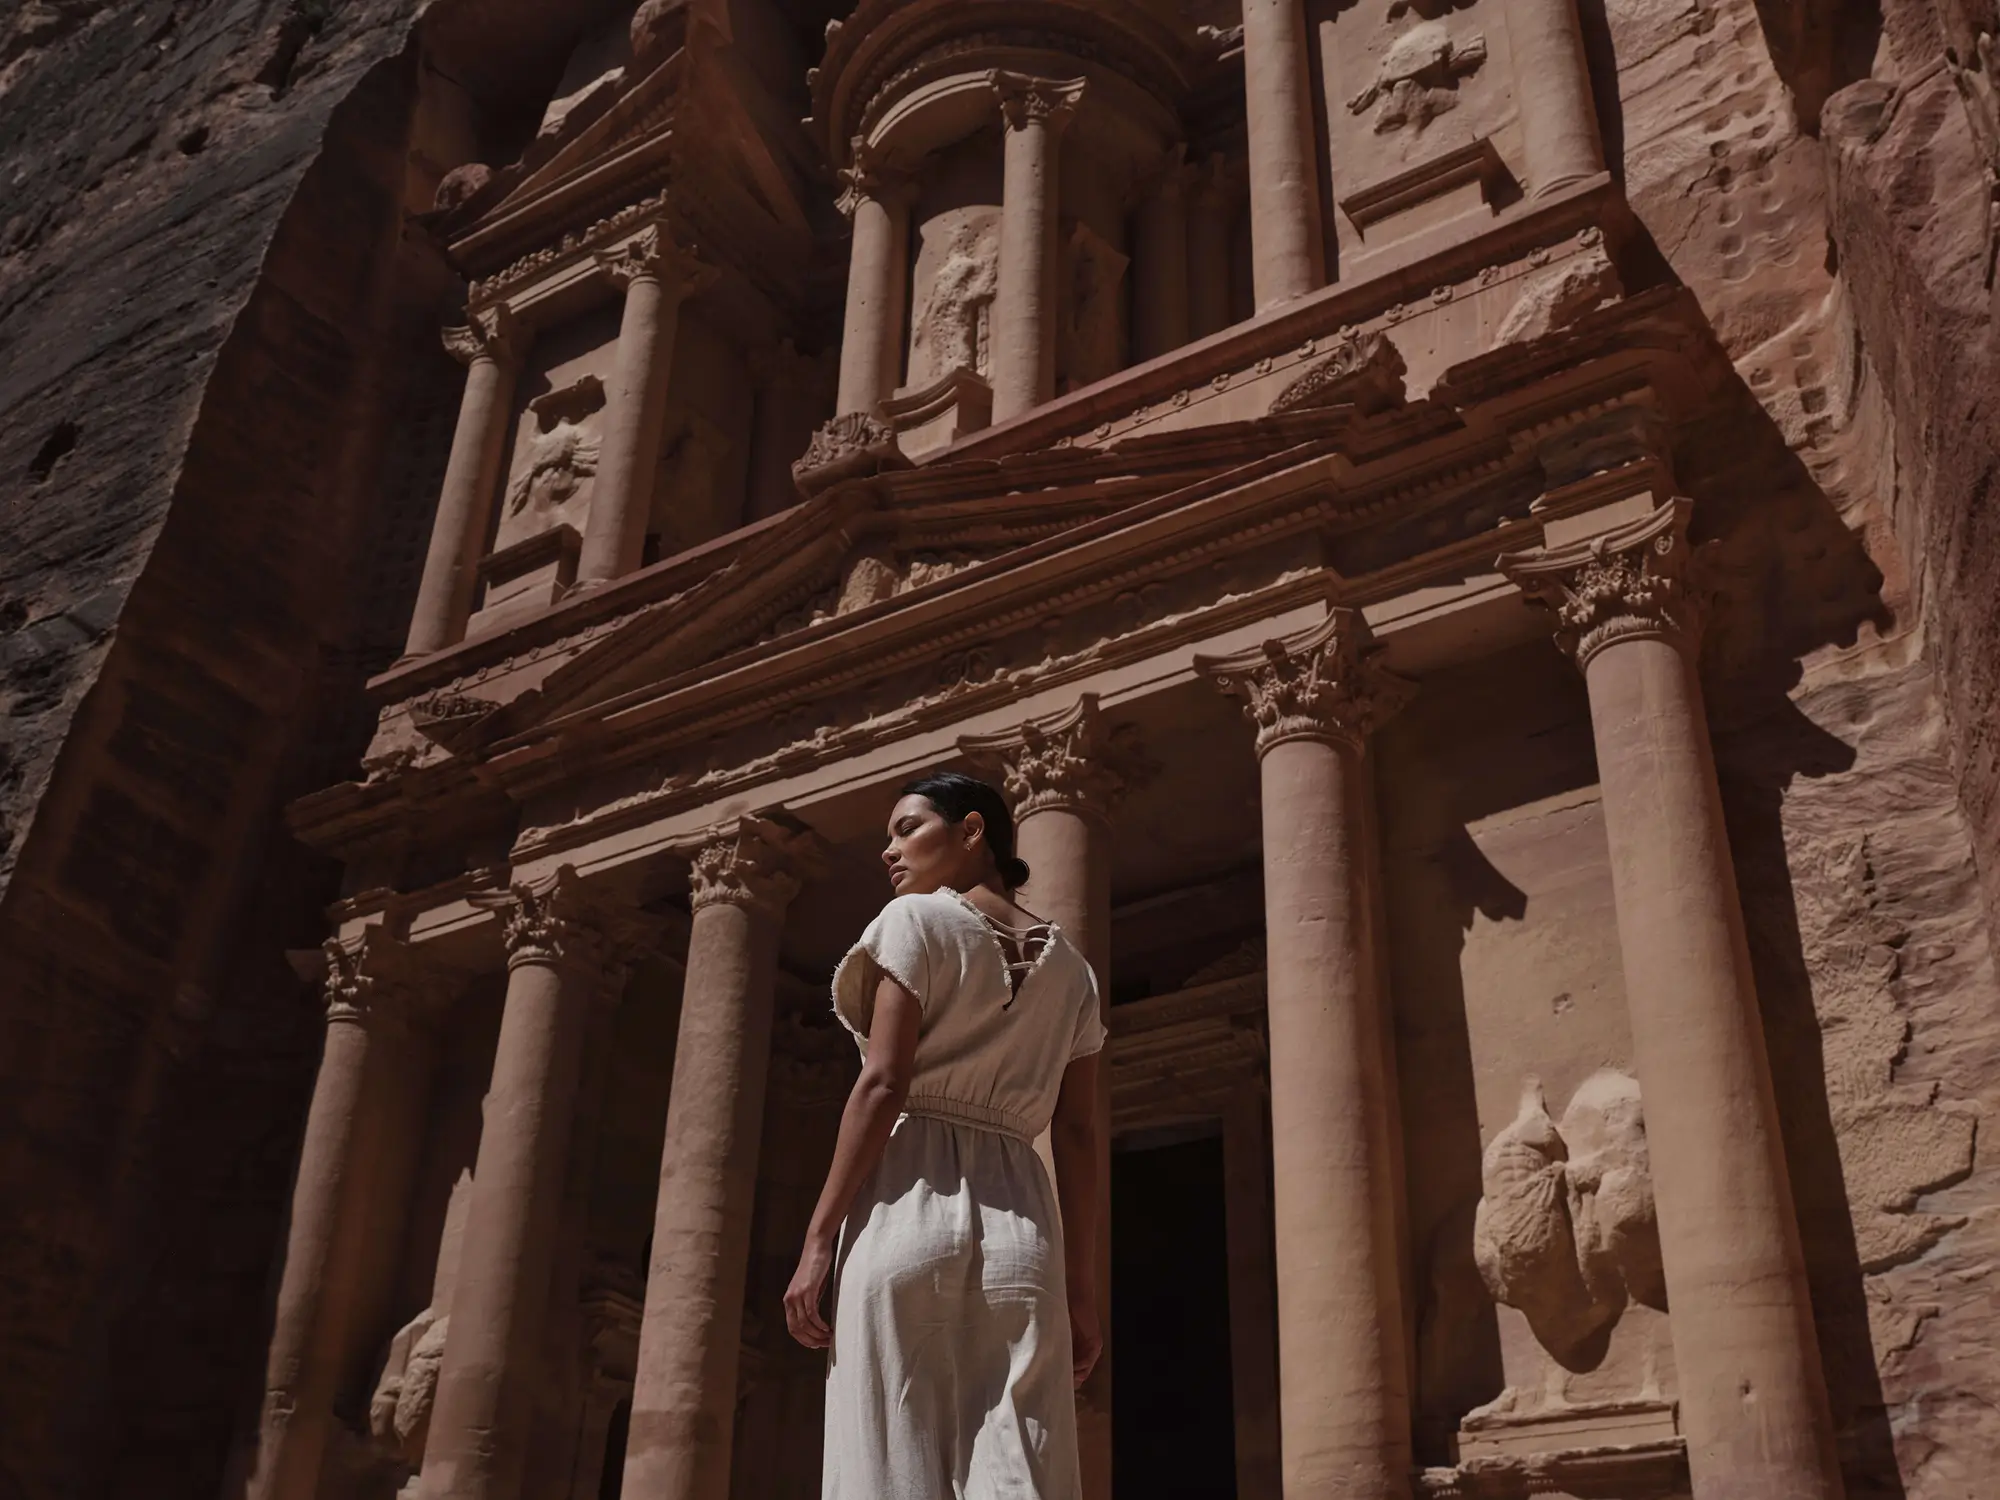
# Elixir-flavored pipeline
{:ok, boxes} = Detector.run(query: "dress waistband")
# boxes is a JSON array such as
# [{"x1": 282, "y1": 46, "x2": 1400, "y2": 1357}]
[{"x1": 899, "y1": 1095, "x2": 1038, "y2": 1144}]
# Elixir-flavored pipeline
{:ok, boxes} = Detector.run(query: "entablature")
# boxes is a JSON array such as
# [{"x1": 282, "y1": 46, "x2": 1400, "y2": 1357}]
[{"x1": 294, "y1": 280, "x2": 1726, "y2": 906}]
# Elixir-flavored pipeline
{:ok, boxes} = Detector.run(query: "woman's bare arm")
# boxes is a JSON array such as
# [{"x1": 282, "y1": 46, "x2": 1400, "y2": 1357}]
[
  {"x1": 783, "y1": 974, "x2": 922, "y2": 1348},
  {"x1": 1050, "y1": 1052, "x2": 1102, "y2": 1387}
]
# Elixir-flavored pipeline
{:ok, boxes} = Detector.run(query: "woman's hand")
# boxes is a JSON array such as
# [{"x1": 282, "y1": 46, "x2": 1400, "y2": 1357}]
[
  {"x1": 1069, "y1": 1292, "x2": 1102, "y2": 1388},
  {"x1": 784, "y1": 1229, "x2": 837, "y2": 1349}
]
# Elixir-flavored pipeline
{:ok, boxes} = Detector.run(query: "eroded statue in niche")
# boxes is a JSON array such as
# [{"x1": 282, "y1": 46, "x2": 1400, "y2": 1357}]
[
  {"x1": 912, "y1": 216, "x2": 999, "y2": 387},
  {"x1": 1059, "y1": 223, "x2": 1128, "y2": 393},
  {"x1": 369, "y1": 1307, "x2": 449, "y2": 1471},
  {"x1": 1347, "y1": 22, "x2": 1487, "y2": 134},
  {"x1": 1472, "y1": 1071, "x2": 1663, "y2": 1366},
  {"x1": 505, "y1": 374, "x2": 604, "y2": 526}
]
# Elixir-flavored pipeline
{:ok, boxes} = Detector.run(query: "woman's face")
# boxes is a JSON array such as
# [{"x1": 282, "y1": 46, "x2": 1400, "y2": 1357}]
[{"x1": 882, "y1": 794, "x2": 986, "y2": 894}]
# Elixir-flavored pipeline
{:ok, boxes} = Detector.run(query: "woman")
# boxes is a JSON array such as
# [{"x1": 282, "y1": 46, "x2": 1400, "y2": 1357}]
[{"x1": 784, "y1": 771, "x2": 1104, "y2": 1500}]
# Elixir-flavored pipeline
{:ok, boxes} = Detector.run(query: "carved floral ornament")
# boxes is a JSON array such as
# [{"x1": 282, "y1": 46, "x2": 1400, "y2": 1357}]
[
  {"x1": 322, "y1": 927, "x2": 433, "y2": 1029},
  {"x1": 959, "y1": 694, "x2": 1159, "y2": 821},
  {"x1": 686, "y1": 815, "x2": 827, "y2": 917},
  {"x1": 469, "y1": 866, "x2": 621, "y2": 973},
  {"x1": 1196, "y1": 608, "x2": 1415, "y2": 758},
  {"x1": 595, "y1": 223, "x2": 713, "y2": 293},
  {"x1": 990, "y1": 71, "x2": 1087, "y2": 132},
  {"x1": 1495, "y1": 497, "x2": 1704, "y2": 669},
  {"x1": 441, "y1": 302, "x2": 526, "y2": 369}
]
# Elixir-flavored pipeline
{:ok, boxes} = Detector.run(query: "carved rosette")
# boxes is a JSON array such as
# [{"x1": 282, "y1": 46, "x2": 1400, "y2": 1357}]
[
  {"x1": 991, "y1": 71, "x2": 1087, "y2": 134},
  {"x1": 1196, "y1": 609, "x2": 1415, "y2": 757},
  {"x1": 1496, "y1": 497, "x2": 1702, "y2": 668},
  {"x1": 441, "y1": 302, "x2": 525, "y2": 369},
  {"x1": 322, "y1": 928, "x2": 431, "y2": 1031},
  {"x1": 687, "y1": 816, "x2": 823, "y2": 919},
  {"x1": 471, "y1": 867, "x2": 616, "y2": 975},
  {"x1": 596, "y1": 223, "x2": 712, "y2": 294},
  {"x1": 959, "y1": 695, "x2": 1158, "y2": 823}
]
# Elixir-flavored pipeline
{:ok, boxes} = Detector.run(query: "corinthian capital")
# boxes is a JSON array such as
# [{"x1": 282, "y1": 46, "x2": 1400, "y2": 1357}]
[
  {"x1": 959, "y1": 695, "x2": 1158, "y2": 822},
  {"x1": 991, "y1": 71, "x2": 1087, "y2": 133},
  {"x1": 322, "y1": 927, "x2": 433, "y2": 1030},
  {"x1": 470, "y1": 867, "x2": 618, "y2": 973},
  {"x1": 836, "y1": 139, "x2": 915, "y2": 219},
  {"x1": 596, "y1": 223, "x2": 713, "y2": 293},
  {"x1": 687, "y1": 815, "x2": 825, "y2": 918},
  {"x1": 441, "y1": 302, "x2": 525, "y2": 368},
  {"x1": 1496, "y1": 497, "x2": 1702, "y2": 668},
  {"x1": 1196, "y1": 609, "x2": 1414, "y2": 758}
]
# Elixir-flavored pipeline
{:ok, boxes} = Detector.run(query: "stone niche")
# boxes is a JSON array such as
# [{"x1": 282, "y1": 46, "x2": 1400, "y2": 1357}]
[
  {"x1": 1313, "y1": 0, "x2": 1527, "y2": 272},
  {"x1": 468, "y1": 303, "x2": 620, "y2": 639},
  {"x1": 1380, "y1": 641, "x2": 1680, "y2": 1472}
]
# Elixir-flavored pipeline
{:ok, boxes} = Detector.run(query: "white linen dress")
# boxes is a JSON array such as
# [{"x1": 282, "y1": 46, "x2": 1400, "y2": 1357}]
[{"x1": 824, "y1": 888, "x2": 1106, "y2": 1500}]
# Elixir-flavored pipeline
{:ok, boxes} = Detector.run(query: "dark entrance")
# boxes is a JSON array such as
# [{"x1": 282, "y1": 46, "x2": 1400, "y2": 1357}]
[{"x1": 1111, "y1": 1131, "x2": 1238, "y2": 1499}]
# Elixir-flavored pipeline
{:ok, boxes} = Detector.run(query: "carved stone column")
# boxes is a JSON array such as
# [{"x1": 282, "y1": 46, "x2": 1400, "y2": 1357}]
[
  {"x1": 1498, "y1": 501, "x2": 1844, "y2": 1500},
  {"x1": 835, "y1": 149, "x2": 913, "y2": 418},
  {"x1": 1186, "y1": 155, "x2": 1235, "y2": 340},
  {"x1": 421, "y1": 872, "x2": 625, "y2": 1500},
  {"x1": 1132, "y1": 150, "x2": 1190, "y2": 362},
  {"x1": 249, "y1": 932, "x2": 433, "y2": 1500},
  {"x1": 990, "y1": 73, "x2": 1086, "y2": 423},
  {"x1": 576, "y1": 227, "x2": 710, "y2": 587},
  {"x1": 406, "y1": 308, "x2": 527, "y2": 656},
  {"x1": 620, "y1": 818, "x2": 820, "y2": 1500},
  {"x1": 1223, "y1": 1084, "x2": 1282, "y2": 1500},
  {"x1": 1502, "y1": 0, "x2": 1605, "y2": 197},
  {"x1": 962, "y1": 695, "x2": 1153, "y2": 1500},
  {"x1": 746, "y1": 341, "x2": 824, "y2": 522},
  {"x1": 1239, "y1": 0, "x2": 1325, "y2": 309},
  {"x1": 1198, "y1": 611, "x2": 1414, "y2": 1500}
]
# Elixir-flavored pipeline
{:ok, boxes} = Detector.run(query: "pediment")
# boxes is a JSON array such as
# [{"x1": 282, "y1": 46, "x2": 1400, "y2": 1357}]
[{"x1": 441, "y1": 469, "x2": 1164, "y2": 751}]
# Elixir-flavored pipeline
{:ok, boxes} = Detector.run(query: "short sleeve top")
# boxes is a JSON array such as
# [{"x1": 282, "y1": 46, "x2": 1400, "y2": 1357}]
[{"x1": 831, "y1": 888, "x2": 1106, "y2": 1141}]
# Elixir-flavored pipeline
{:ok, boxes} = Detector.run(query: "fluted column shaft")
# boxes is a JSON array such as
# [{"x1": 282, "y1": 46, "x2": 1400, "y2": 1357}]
[
  {"x1": 578, "y1": 228, "x2": 706, "y2": 587},
  {"x1": 1500, "y1": 502, "x2": 1842, "y2": 1500},
  {"x1": 249, "y1": 935, "x2": 430, "y2": 1500},
  {"x1": 835, "y1": 157, "x2": 912, "y2": 417},
  {"x1": 422, "y1": 874, "x2": 618, "y2": 1500},
  {"x1": 622, "y1": 821, "x2": 816, "y2": 1500},
  {"x1": 1240, "y1": 0, "x2": 1324, "y2": 310},
  {"x1": 991, "y1": 74, "x2": 1085, "y2": 423},
  {"x1": 962, "y1": 696, "x2": 1153, "y2": 1500},
  {"x1": 1502, "y1": 0, "x2": 1605, "y2": 196},
  {"x1": 1200, "y1": 612, "x2": 1413, "y2": 1500},
  {"x1": 1132, "y1": 155, "x2": 1190, "y2": 362},
  {"x1": 406, "y1": 310, "x2": 525, "y2": 656}
]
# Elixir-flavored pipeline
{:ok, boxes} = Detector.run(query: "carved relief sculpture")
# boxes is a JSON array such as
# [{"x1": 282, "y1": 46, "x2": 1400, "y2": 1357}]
[
  {"x1": 1347, "y1": 23, "x2": 1488, "y2": 135},
  {"x1": 1473, "y1": 1072, "x2": 1664, "y2": 1366}
]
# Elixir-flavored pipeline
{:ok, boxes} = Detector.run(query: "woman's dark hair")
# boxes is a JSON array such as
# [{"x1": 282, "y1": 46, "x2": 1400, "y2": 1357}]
[{"x1": 902, "y1": 771, "x2": 1030, "y2": 889}]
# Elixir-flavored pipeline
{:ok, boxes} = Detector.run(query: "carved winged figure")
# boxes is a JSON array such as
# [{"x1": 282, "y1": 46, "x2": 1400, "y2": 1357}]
[{"x1": 505, "y1": 419, "x2": 600, "y2": 518}]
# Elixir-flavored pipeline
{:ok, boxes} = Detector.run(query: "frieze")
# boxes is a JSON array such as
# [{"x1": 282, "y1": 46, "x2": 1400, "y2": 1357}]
[
  {"x1": 1062, "y1": 227, "x2": 1608, "y2": 450},
  {"x1": 467, "y1": 187, "x2": 674, "y2": 310},
  {"x1": 513, "y1": 540, "x2": 1322, "y2": 857}
]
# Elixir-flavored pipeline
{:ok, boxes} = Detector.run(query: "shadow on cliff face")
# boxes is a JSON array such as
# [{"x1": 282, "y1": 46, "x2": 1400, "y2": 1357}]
[{"x1": 1683, "y1": 378, "x2": 1908, "y2": 1498}]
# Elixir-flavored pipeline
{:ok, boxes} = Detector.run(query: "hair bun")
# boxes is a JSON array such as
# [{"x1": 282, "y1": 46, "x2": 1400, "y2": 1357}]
[{"x1": 1001, "y1": 856, "x2": 1031, "y2": 889}]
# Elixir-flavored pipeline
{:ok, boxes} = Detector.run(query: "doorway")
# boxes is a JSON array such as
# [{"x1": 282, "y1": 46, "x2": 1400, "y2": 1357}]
[{"x1": 1111, "y1": 1131, "x2": 1238, "y2": 1499}]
